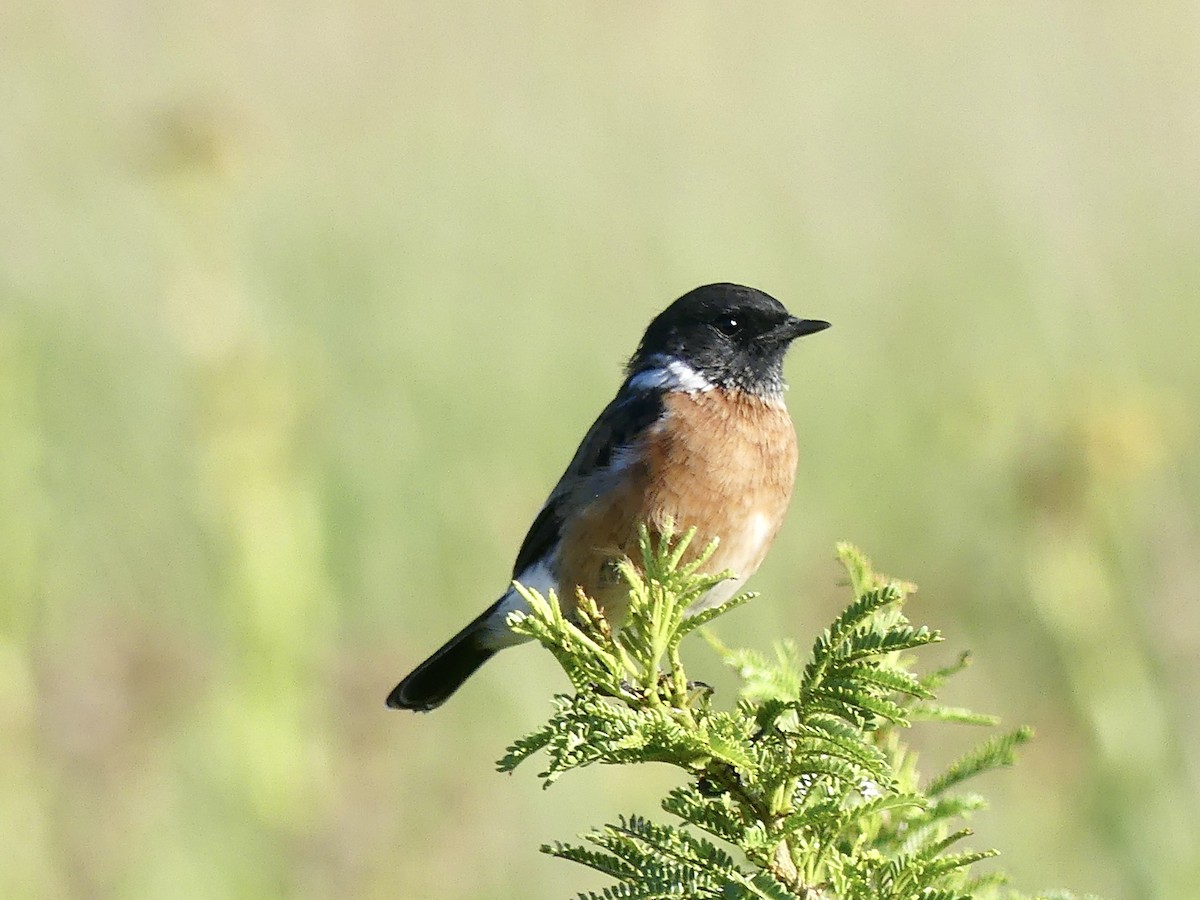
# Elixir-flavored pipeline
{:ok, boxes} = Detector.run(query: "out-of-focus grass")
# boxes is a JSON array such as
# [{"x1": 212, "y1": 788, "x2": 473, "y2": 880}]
[{"x1": 2, "y1": 3, "x2": 1198, "y2": 898}]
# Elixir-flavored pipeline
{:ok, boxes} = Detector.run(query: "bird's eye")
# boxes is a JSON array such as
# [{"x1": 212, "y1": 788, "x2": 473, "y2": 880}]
[{"x1": 714, "y1": 316, "x2": 740, "y2": 336}]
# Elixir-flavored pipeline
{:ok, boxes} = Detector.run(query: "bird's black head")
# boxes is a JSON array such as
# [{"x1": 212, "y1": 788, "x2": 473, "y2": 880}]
[{"x1": 627, "y1": 283, "x2": 830, "y2": 397}]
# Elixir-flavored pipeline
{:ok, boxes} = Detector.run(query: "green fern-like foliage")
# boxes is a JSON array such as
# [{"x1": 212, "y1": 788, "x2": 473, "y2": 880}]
[{"x1": 499, "y1": 526, "x2": 1089, "y2": 900}]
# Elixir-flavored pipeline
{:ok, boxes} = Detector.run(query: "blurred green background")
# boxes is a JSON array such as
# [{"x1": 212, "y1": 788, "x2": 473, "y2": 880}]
[{"x1": 2, "y1": 3, "x2": 1198, "y2": 898}]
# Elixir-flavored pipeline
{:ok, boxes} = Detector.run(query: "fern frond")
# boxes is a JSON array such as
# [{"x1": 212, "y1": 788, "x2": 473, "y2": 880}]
[
  {"x1": 920, "y1": 650, "x2": 975, "y2": 690},
  {"x1": 675, "y1": 590, "x2": 756, "y2": 640},
  {"x1": 498, "y1": 536, "x2": 1054, "y2": 899},
  {"x1": 496, "y1": 725, "x2": 554, "y2": 774},
  {"x1": 909, "y1": 704, "x2": 1001, "y2": 726},
  {"x1": 926, "y1": 727, "x2": 1035, "y2": 797}
]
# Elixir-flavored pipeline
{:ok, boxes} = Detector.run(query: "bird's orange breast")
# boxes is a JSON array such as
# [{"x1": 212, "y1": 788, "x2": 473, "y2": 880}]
[{"x1": 556, "y1": 389, "x2": 798, "y2": 620}]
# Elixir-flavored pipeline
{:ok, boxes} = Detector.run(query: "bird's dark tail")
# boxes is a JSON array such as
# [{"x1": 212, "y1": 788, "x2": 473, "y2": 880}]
[{"x1": 386, "y1": 609, "x2": 499, "y2": 711}]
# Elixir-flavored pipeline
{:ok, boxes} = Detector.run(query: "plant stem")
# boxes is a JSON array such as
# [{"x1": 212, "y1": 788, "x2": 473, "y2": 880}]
[{"x1": 771, "y1": 839, "x2": 800, "y2": 890}]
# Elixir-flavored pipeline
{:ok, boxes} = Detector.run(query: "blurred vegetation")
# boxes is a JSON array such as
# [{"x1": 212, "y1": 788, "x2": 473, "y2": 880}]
[{"x1": 1, "y1": 3, "x2": 1198, "y2": 899}]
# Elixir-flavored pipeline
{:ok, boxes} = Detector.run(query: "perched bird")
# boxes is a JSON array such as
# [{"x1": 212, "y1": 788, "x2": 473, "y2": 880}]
[{"x1": 387, "y1": 283, "x2": 829, "y2": 711}]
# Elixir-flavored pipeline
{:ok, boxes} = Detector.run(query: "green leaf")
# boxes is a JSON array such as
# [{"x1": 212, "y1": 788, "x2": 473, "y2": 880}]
[
  {"x1": 498, "y1": 536, "x2": 1054, "y2": 900},
  {"x1": 908, "y1": 703, "x2": 1000, "y2": 726},
  {"x1": 741, "y1": 872, "x2": 799, "y2": 899},
  {"x1": 926, "y1": 727, "x2": 1035, "y2": 797},
  {"x1": 496, "y1": 726, "x2": 553, "y2": 773},
  {"x1": 676, "y1": 590, "x2": 756, "y2": 640}
]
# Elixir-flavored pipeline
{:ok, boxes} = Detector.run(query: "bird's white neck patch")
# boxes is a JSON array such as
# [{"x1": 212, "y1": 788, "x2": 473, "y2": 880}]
[{"x1": 627, "y1": 356, "x2": 714, "y2": 394}]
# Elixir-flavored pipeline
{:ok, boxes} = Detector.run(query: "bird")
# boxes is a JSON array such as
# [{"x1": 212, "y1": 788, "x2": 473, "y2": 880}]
[{"x1": 387, "y1": 283, "x2": 830, "y2": 711}]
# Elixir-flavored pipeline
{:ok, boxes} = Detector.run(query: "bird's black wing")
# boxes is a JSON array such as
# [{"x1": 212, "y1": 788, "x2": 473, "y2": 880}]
[{"x1": 510, "y1": 386, "x2": 665, "y2": 578}]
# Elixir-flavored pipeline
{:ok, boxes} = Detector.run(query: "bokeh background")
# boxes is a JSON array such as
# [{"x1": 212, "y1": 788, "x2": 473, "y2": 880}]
[{"x1": 3, "y1": 3, "x2": 1199, "y2": 898}]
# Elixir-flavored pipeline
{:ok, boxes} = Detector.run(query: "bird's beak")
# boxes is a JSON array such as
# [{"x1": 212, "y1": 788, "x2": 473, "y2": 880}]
[{"x1": 772, "y1": 316, "x2": 831, "y2": 344}]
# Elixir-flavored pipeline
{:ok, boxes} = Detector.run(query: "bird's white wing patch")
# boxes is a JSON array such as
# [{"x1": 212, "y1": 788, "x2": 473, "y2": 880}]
[
  {"x1": 481, "y1": 560, "x2": 558, "y2": 649},
  {"x1": 627, "y1": 356, "x2": 714, "y2": 394}
]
